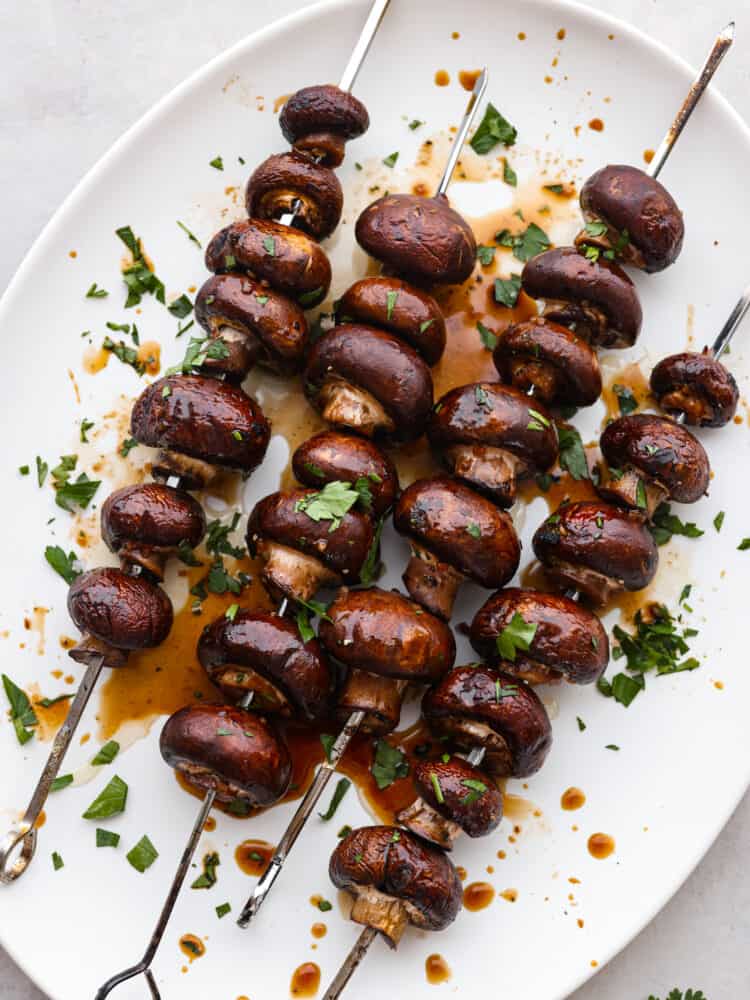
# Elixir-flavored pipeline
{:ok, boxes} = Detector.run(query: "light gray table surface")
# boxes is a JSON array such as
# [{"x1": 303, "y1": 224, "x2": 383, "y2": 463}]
[{"x1": 1, "y1": 1, "x2": 749, "y2": 997}]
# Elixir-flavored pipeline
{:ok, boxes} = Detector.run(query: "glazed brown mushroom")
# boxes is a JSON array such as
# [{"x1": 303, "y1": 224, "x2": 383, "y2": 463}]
[
  {"x1": 356, "y1": 193, "x2": 477, "y2": 285},
  {"x1": 337, "y1": 277, "x2": 447, "y2": 364},
  {"x1": 245, "y1": 151, "x2": 344, "y2": 240},
  {"x1": 598, "y1": 413, "x2": 710, "y2": 517},
  {"x1": 205, "y1": 219, "x2": 331, "y2": 307},
  {"x1": 292, "y1": 431, "x2": 399, "y2": 519},
  {"x1": 319, "y1": 586, "x2": 455, "y2": 734},
  {"x1": 428, "y1": 382, "x2": 558, "y2": 507},
  {"x1": 329, "y1": 826, "x2": 463, "y2": 947},
  {"x1": 101, "y1": 483, "x2": 206, "y2": 580},
  {"x1": 522, "y1": 246, "x2": 643, "y2": 349},
  {"x1": 532, "y1": 501, "x2": 658, "y2": 604},
  {"x1": 396, "y1": 756, "x2": 503, "y2": 850},
  {"x1": 195, "y1": 274, "x2": 309, "y2": 378},
  {"x1": 279, "y1": 85, "x2": 369, "y2": 167},
  {"x1": 130, "y1": 374, "x2": 270, "y2": 489},
  {"x1": 197, "y1": 609, "x2": 333, "y2": 722},
  {"x1": 246, "y1": 487, "x2": 375, "y2": 603},
  {"x1": 650, "y1": 350, "x2": 740, "y2": 427},
  {"x1": 160, "y1": 704, "x2": 291, "y2": 808},
  {"x1": 304, "y1": 324, "x2": 434, "y2": 441},
  {"x1": 67, "y1": 567, "x2": 173, "y2": 668},
  {"x1": 577, "y1": 164, "x2": 684, "y2": 273},
  {"x1": 422, "y1": 664, "x2": 553, "y2": 778},
  {"x1": 393, "y1": 476, "x2": 521, "y2": 620},
  {"x1": 493, "y1": 317, "x2": 602, "y2": 407},
  {"x1": 470, "y1": 587, "x2": 609, "y2": 685}
]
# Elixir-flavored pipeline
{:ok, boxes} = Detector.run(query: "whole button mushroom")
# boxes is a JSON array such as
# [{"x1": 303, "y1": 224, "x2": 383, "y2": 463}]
[
  {"x1": 577, "y1": 164, "x2": 685, "y2": 273},
  {"x1": 246, "y1": 486, "x2": 375, "y2": 603},
  {"x1": 319, "y1": 586, "x2": 456, "y2": 735},
  {"x1": 279, "y1": 84, "x2": 370, "y2": 167},
  {"x1": 245, "y1": 151, "x2": 344, "y2": 240},
  {"x1": 67, "y1": 567, "x2": 173, "y2": 668},
  {"x1": 337, "y1": 277, "x2": 447, "y2": 364},
  {"x1": 160, "y1": 704, "x2": 291, "y2": 808},
  {"x1": 101, "y1": 483, "x2": 206, "y2": 581},
  {"x1": 428, "y1": 382, "x2": 558, "y2": 507},
  {"x1": 650, "y1": 350, "x2": 740, "y2": 427},
  {"x1": 205, "y1": 219, "x2": 332, "y2": 307},
  {"x1": 397, "y1": 756, "x2": 503, "y2": 851},
  {"x1": 356, "y1": 193, "x2": 477, "y2": 285},
  {"x1": 198, "y1": 610, "x2": 333, "y2": 722},
  {"x1": 522, "y1": 246, "x2": 643, "y2": 349},
  {"x1": 292, "y1": 431, "x2": 400, "y2": 519},
  {"x1": 195, "y1": 274, "x2": 309, "y2": 378},
  {"x1": 422, "y1": 664, "x2": 553, "y2": 778},
  {"x1": 130, "y1": 374, "x2": 271, "y2": 489},
  {"x1": 329, "y1": 826, "x2": 463, "y2": 948},
  {"x1": 304, "y1": 323, "x2": 434, "y2": 442},
  {"x1": 598, "y1": 413, "x2": 710, "y2": 517},
  {"x1": 470, "y1": 587, "x2": 609, "y2": 685},
  {"x1": 532, "y1": 500, "x2": 659, "y2": 605},
  {"x1": 493, "y1": 317, "x2": 602, "y2": 407},
  {"x1": 393, "y1": 476, "x2": 521, "y2": 620}
]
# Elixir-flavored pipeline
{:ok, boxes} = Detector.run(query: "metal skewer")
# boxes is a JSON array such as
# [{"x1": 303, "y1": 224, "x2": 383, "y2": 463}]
[{"x1": 237, "y1": 68, "x2": 489, "y2": 930}]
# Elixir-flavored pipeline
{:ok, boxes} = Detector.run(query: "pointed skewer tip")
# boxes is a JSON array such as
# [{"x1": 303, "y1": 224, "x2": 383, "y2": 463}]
[{"x1": 720, "y1": 21, "x2": 735, "y2": 42}]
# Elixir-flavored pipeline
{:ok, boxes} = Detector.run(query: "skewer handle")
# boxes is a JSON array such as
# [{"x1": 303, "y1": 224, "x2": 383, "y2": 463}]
[
  {"x1": 646, "y1": 23, "x2": 734, "y2": 179},
  {"x1": 322, "y1": 925, "x2": 379, "y2": 1000},
  {"x1": 435, "y1": 68, "x2": 488, "y2": 196},
  {"x1": 338, "y1": 0, "x2": 392, "y2": 92},
  {"x1": 237, "y1": 708, "x2": 365, "y2": 927},
  {"x1": 0, "y1": 656, "x2": 104, "y2": 884}
]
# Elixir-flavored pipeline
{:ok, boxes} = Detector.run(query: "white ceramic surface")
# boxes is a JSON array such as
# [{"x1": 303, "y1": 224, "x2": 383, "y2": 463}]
[{"x1": 1, "y1": 2, "x2": 749, "y2": 998}]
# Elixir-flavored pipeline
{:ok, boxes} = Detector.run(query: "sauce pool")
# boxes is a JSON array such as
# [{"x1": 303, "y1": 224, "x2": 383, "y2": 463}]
[
  {"x1": 425, "y1": 953, "x2": 451, "y2": 984},
  {"x1": 290, "y1": 962, "x2": 320, "y2": 997},
  {"x1": 588, "y1": 832, "x2": 615, "y2": 859},
  {"x1": 561, "y1": 787, "x2": 586, "y2": 811},
  {"x1": 463, "y1": 881, "x2": 495, "y2": 911}
]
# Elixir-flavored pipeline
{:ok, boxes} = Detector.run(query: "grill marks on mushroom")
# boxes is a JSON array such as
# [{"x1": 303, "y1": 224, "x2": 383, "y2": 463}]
[
  {"x1": 246, "y1": 151, "x2": 344, "y2": 240},
  {"x1": 650, "y1": 350, "x2": 740, "y2": 427},
  {"x1": 279, "y1": 84, "x2": 369, "y2": 168}
]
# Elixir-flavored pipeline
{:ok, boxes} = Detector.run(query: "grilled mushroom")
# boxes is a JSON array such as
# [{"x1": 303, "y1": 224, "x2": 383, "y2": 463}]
[
  {"x1": 650, "y1": 350, "x2": 740, "y2": 428},
  {"x1": 101, "y1": 483, "x2": 206, "y2": 580},
  {"x1": 422, "y1": 664, "x2": 553, "y2": 777},
  {"x1": 428, "y1": 382, "x2": 558, "y2": 507},
  {"x1": 470, "y1": 587, "x2": 609, "y2": 685},
  {"x1": 356, "y1": 194, "x2": 477, "y2": 285},
  {"x1": 329, "y1": 826, "x2": 463, "y2": 947},
  {"x1": 131, "y1": 374, "x2": 270, "y2": 488},
  {"x1": 532, "y1": 501, "x2": 658, "y2": 604},
  {"x1": 493, "y1": 317, "x2": 602, "y2": 407},
  {"x1": 522, "y1": 246, "x2": 643, "y2": 349},
  {"x1": 394, "y1": 476, "x2": 521, "y2": 620},
  {"x1": 245, "y1": 152, "x2": 344, "y2": 240},
  {"x1": 598, "y1": 413, "x2": 710, "y2": 517},
  {"x1": 279, "y1": 85, "x2": 369, "y2": 167},
  {"x1": 160, "y1": 704, "x2": 291, "y2": 807},
  {"x1": 577, "y1": 164, "x2": 684, "y2": 273},
  {"x1": 304, "y1": 324, "x2": 434, "y2": 441}
]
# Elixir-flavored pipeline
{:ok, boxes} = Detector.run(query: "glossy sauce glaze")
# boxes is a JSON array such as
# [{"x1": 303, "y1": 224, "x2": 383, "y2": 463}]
[
  {"x1": 463, "y1": 881, "x2": 495, "y2": 911},
  {"x1": 561, "y1": 787, "x2": 586, "y2": 811},
  {"x1": 290, "y1": 962, "x2": 321, "y2": 997},
  {"x1": 588, "y1": 832, "x2": 616, "y2": 859},
  {"x1": 425, "y1": 953, "x2": 452, "y2": 984}
]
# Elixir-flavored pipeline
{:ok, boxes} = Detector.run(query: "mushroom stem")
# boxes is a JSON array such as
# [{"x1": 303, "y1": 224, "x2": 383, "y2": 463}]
[
  {"x1": 542, "y1": 557, "x2": 624, "y2": 606},
  {"x1": 430, "y1": 716, "x2": 514, "y2": 777},
  {"x1": 574, "y1": 219, "x2": 646, "y2": 269},
  {"x1": 68, "y1": 634, "x2": 128, "y2": 669},
  {"x1": 541, "y1": 298, "x2": 608, "y2": 344},
  {"x1": 154, "y1": 449, "x2": 218, "y2": 489},
  {"x1": 350, "y1": 886, "x2": 409, "y2": 948},
  {"x1": 599, "y1": 467, "x2": 668, "y2": 520},
  {"x1": 443, "y1": 444, "x2": 523, "y2": 507},
  {"x1": 258, "y1": 540, "x2": 339, "y2": 603},
  {"x1": 338, "y1": 670, "x2": 407, "y2": 735},
  {"x1": 207, "y1": 665, "x2": 290, "y2": 715},
  {"x1": 402, "y1": 543, "x2": 464, "y2": 621},
  {"x1": 116, "y1": 542, "x2": 168, "y2": 582},
  {"x1": 318, "y1": 377, "x2": 395, "y2": 437},
  {"x1": 396, "y1": 796, "x2": 462, "y2": 851}
]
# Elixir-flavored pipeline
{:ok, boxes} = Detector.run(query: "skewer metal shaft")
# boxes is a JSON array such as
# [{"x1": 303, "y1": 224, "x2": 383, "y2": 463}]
[
  {"x1": 435, "y1": 68, "x2": 488, "y2": 196},
  {"x1": 710, "y1": 280, "x2": 750, "y2": 361},
  {"x1": 338, "y1": 0, "x2": 391, "y2": 93},
  {"x1": 322, "y1": 925, "x2": 379, "y2": 1000}
]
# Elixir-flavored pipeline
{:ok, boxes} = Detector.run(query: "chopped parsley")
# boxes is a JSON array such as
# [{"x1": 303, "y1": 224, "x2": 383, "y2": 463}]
[
  {"x1": 649, "y1": 503, "x2": 704, "y2": 546},
  {"x1": 115, "y1": 225, "x2": 165, "y2": 308},
  {"x1": 91, "y1": 740, "x2": 120, "y2": 766},
  {"x1": 85, "y1": 283, "x2": 108, "y2": 299},
  {"x1": 713, "y1": 511, "x2": 725, "y2": 532},
  {"x1": 496, "y1": 222, "x2": 551, "y2": 262},
  {"x1": 126, "y1": 835, "x2": 159, "y2": 873},
  {"x1": 191, "y1": 851, "x2": 220, "y2": 889},
  {"x1": 408, "y1": 119, "x2": 424, "y2": 130},
  {"x1": 294, "y1": 481, "x2": 360, "y2": 532},
  {"x1": 44, "y1": 545, "x2": 81, "y2": 584},
  {"x1": 461, "y1": 778, "x2": 487, "y2": 805},
  {"x1": 359, "y1": 515, "x2": 384, "y2": 587},
  {"x1": 527, "y1": 408, "x2": 551, "y2": 432},
  {"x1": 385, "y1": 289, "x2": 399, "y2": 321},
  {"x1": 613, "y1": 383, "x2": 638, "y2": 415},
  {"x1": 320, "y1": 733, "x2": 336, "y2": 763},
  {"x1": 477, "y1": 320, "x2": 498, "y2": 350},
  {"x1": 495, "y1": 612, "x2": 538, "y2": 661},
  {"x1": 119, "y1": 437, "x2": 138, "y2": 458},
  {"x1": 383, "y1": 151, "x2": 399, "y2": 168},
  {"x1": 51, "y1": 774, "x2": 74, "y2": 792},
  {"x1": 209, "y1": 156, "x2": 224, "y2": 170},
  {"x1": 36, "y1": 456, "x2": 48, "y2": 487},
  {"x1": 466, "y1": 522, "x2": 482, "y2": 539},
  {"x1": 177, "y1": 221, "x2": 202, "y2": 248},
  {"x1": 477, "y1": 244, "x2": 496, "y2": 267},
  {"x1": 576, "y1": 716, "x2": 586, "y2": 732},
  {"x1": 2, "y1": 673, "x2": 38, "y2": 745},
  {"x1": 429, "y1": 771, "x2": 445, "y2": 804},
  {"x1": 470, "y1": 103, "x2": 517, "y2": 154},
  {"x1": 103, "y1": 337, "x2": 144, "y2": 375},
  {"x1": 502, "y1": 158, "x2": 517, "y2": 187},
  {"x1": 371, "y1": 739, "x2": 409, "y2": 790},
  {"x1": 96, "y1": 829, "x2": 120, "y2": 848},
  {"x1": 318, "y1": 777, "x2": 351, "y2": 820},
  {"x1": 82, "y1": 775, "x2": 128, "y2": 819},
  {"x1": 52, "y1": 852, "x2": 64, "y2": 871},
  {"x1": 475, "y1": 385, "x2": 491, "y2": 409},
  {"x1": 494, "y1": 273, "x2": 522, "y2": 308},
  {"x1": 166, "y1": 335, "x2": 230, "y2": 375},
  {"x1": 739, "y1": 538, "x2": 750, "y2": 551},
  {"x1": 167, "y1": 294, "x2": 194, "y2": 319},
  {"x1": 216, "y1": 902, "x2": 232, "y2": 919},
  {"x1": 556, "y1": 423, "x2": 589, "y2": 480}
]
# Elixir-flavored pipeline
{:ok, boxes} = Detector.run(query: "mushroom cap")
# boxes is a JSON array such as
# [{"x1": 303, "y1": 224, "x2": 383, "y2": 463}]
[
  {"x1": 101, "y1": 483, "x2": 206, "y2": 555},
  {"x1": 292, "y1": 431, "x2": 399, "y2": 518},
  {"x1": 411, "y1": 757, "x2": 503, "y2": 838},
  {"x1": 394, "y1": 476, "x2": 521, "y2": 588},
  {"x1": 470, "y1": 587, "x2": 609, "y2": 684},
  {"x1": 318, "y1": 586, "x2": 456, "y2": 682},
  {"x1": 304, "y1": 323, "x2": 434, "y2": 442},
  {"x1": 67, "y1": 567, "x2": 173, "y2": 651},
  {"x1": 330, "y1": 826, "x2": 463, "y2": 933},
  {"x1": 355, "y1": 193, "x2": 477, "y2": 285},
  {"x1": 422, "y1": 664, "x2": 553, "y2": 778},
  {"x1": 245, "y1": 151, "x2": 343, "y2": 240},
  {"x1": 159, "y1": 704, "x2": 291, "y2": 806},
  {"x1": 580, "y1": 164, "x2": 684, "y2": 273},
  {"x1": 195, "y1": 274, "x2": 309, "y2": 377},
  {"x1": 337, "y1": 277, "x2": 447, "y2": 364},
  {"x1": 205, "y1": 218, "x2": 331, "y2": 307},
  {"x1": 533, "y1": 500, "x2": 658, "y2": 595},
  {"x1": 600, "y1": 413, "x2": 710, "y2": 504},
  {"x1": 522, "y1": 246, "x2": 643, "y2": 348},
  {"x1": 650, "y1": 350, "x2": 739, "y2": 428},
  {"x1": 197, "y1": 610, "x2": 333, "y2": 722},
  {"x1": 493, "y1": 317, "x2": 602, "y2": 407},
  {"x1": 280, "y1": 84, "x2": 369, "y2": 142},
  {"x1": 130, "y1": 374, "x2": 270, "y2": 477},
  {"x1": 246, "y1": 488, "x2": 375, "y2": 583}
]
